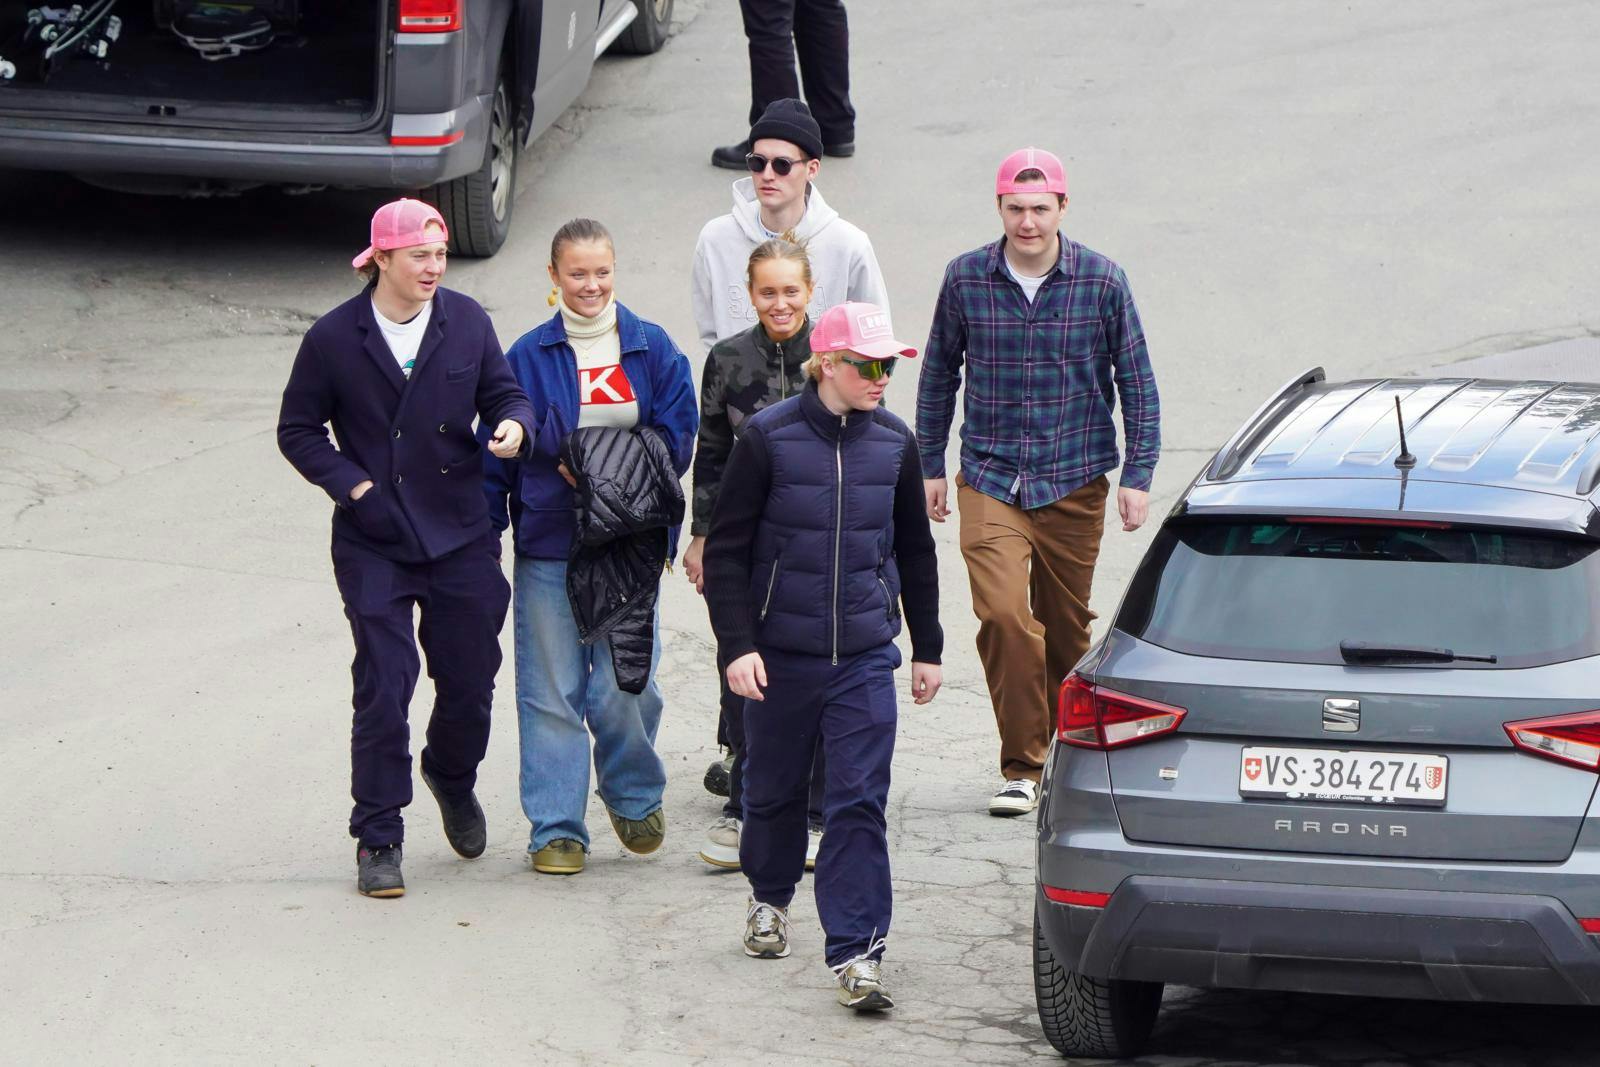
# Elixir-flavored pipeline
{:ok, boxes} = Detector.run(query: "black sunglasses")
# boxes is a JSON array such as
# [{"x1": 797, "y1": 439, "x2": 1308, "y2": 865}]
[
  {"x1": 745, "y1": 152, "x2": 808, "y2": 177},
  {"x1": 839, "y1": 354, "x2": 897, "y2": 381}
]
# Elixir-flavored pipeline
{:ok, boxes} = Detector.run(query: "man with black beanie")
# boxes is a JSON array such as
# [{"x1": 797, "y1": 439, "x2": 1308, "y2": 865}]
[{"x1": 711, "y1": 0, "x2": 856, "y2": 168}]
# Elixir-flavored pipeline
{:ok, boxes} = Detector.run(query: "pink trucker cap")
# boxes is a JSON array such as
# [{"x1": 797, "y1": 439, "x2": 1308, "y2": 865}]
[
  {"x1": 995, "y1": 146, "x2": 1068, "y2": 196},
  {"x1": 810, "y1": 302, "x2": 918, "y2": 360},
  {"x1": 352, "y1": 198, "x2": 450, "y2": 268}
]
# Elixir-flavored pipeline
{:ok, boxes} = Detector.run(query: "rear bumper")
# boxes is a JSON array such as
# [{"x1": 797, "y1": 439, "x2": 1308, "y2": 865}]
[
  {"x1": 0, "y1": 97, "x2": 488, "y2": 188},
  {"x1": 1037, "y1": 877, "x2": 1600, "y2": 1004}
]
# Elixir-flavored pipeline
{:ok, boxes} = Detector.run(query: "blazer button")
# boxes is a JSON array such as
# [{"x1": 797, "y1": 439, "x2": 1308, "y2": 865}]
[
  {"x1": 438, "y1": 424, "x2": 447, "y2": 433},
  {"x1": 393, "y1": 474, "x2": 402, "y2": 485},
  {"x1": 393, "y1": 429, "x2": 401, "y2": 439},
  {"x1": 440, "y1": 466, "x2": 449, "y2": 474}
]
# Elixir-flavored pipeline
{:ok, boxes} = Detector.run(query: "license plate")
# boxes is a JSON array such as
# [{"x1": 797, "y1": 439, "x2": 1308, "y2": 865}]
[{"x1": 1239, "y1": 746, "x2": 1448, "y2": 807}]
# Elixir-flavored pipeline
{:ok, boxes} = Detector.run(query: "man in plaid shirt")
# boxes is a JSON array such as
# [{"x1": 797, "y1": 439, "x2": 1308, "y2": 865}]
[{"x1": 915, "y1": 147, "x2": 1160, "y2": 816}]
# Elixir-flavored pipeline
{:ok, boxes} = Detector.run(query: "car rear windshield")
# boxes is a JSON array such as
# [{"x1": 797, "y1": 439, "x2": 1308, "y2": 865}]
[{"x1": 1117, "y1": 521, "x2": 1600, "y2": 668}]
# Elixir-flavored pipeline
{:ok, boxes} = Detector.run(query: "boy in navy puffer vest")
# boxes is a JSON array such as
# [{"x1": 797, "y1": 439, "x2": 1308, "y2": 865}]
[{"x1": 704, "y1": 302, "x2": 943, "y2": 1011}]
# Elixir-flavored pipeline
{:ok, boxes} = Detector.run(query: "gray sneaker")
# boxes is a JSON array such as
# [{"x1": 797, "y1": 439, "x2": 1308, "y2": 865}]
[
  {"x1": 834, "y1": 955, "x2": 893, "y2": 1011},
  {"x1": 743, "y1": 898, "x2": 790, "y2": 959},
  {"x1": 699, "y1": 815, "x2": 741, "y2": 869},
  {"x1": 356, "y1": 843, "x2": 404, "y2": 898}
]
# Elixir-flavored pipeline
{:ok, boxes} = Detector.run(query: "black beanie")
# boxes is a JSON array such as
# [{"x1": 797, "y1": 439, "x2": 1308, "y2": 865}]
[{"x1": 749, "y1": 98, "x2": 823, "y2": 161}]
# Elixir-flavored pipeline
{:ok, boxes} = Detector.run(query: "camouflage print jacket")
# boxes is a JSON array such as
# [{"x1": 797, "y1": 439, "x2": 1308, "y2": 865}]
[{"x1": 690, "y1": 317, "x2": 814, "y2": 535}]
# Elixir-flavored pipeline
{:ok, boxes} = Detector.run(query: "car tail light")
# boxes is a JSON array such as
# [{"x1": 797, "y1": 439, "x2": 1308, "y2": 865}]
[
  {"x1": 1504, "y1": 711, "x2": 1600, "y2": 771},
  {"x1": 1579, "y1": 918, "x2": 1600, "y2": 934},
  {"x1": 1042, "y1": 886, "x2": 1111, "y2": 907},
  {"x1": 398, "y1": 0, "x2": 461, "y2": 32},
  {"x1": 1058, "y1": 674, "x2": 1186, "y2": 750}
]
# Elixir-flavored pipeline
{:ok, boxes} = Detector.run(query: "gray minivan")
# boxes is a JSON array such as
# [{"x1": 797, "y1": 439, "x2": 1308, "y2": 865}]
[
  {"x1": 0, "y1": 0, "x2": 671, "y2": 255},
  {"x1": 1035, "y1": 369, "x2": 1600, "y2": 1058}
]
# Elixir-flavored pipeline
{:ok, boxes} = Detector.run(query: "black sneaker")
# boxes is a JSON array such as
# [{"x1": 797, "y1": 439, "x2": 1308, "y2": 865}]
[
  {"x1": 703, "y1": 753, "x2": 733, "y2": 797},
  {"x1": 421, "y1": 768, "x2": 486, "y2": 859},
  {"x1": 823, "y1": 140, "x2": 855, "y2": 158},
  {"x1": 356, "y1": 843, "x2": 405, "y2": 898},
  {"x1": 711, "y1": 139, "x2": 752, "y2": 170}
]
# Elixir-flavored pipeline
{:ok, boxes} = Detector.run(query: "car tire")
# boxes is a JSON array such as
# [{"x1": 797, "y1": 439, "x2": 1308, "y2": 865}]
[
  {"x1": 423, "y1": 73, "x2": 517, "y2": 258},
  {"x1": 1033, "y1": 906, "x2": 1162, "y2": 1059},
  {"x1": 612, "y1": 0, "x2": 672, "y2": 55}
]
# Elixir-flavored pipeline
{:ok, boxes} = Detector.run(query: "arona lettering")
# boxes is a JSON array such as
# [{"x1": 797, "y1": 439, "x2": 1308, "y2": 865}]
[{"x1": 1274, "y1": 819, "x2": 1406, "y2": 837}]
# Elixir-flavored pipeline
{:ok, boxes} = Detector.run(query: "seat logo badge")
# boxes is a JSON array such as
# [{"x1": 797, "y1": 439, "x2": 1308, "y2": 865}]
[{"x1": 1323, "y1": 698, "x2": 1360, "y2": 733}]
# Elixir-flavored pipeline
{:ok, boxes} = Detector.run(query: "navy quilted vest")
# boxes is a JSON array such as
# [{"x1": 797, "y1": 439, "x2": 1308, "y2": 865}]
[{"x1": 744, "y1": 382, "x2": 910, "y2": 661}]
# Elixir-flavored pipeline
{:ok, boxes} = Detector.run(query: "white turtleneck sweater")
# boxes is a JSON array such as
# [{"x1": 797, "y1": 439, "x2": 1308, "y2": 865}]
[{"x1": 560, "y1": 296, "x2": 638, "y2": 429}]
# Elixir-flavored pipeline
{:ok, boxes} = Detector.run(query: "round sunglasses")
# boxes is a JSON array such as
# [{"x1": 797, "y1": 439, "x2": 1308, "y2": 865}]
[{"x1": 745, "y1": 152, "x2": 809, "y2": 177}]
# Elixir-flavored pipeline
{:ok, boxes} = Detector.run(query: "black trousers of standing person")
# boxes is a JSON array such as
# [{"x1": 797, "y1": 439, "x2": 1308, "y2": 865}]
[
  {"x1": 331, "y1": 531, "x2": 510, "y2": 848},
  {"x1": 739, "y1": 0, "x2": 856, "y2": 144}
]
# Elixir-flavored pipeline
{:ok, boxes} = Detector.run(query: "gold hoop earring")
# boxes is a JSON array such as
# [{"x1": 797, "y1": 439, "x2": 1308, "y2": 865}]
[{"x1": 547, "y1": 286, "x2": 560, "y2": 307}]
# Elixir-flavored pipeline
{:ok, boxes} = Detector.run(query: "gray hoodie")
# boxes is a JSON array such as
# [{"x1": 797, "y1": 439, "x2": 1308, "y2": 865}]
[{"x1": 690, "y1": 177, "x2": 890, "y2": 355}]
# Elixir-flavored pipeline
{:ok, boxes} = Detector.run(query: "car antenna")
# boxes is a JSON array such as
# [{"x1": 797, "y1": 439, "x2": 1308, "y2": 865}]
[{"x1": 1393, "y1": 396, "x2": 1417, "y2": 470}]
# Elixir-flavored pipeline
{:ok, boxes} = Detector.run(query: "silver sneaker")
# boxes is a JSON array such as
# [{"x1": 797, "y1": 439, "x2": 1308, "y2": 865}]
[
  {"x1": 699, "y1": 815, "x2": 741, "y2": 869},
  {"x1": 988, "y1": 778, "x2": 1039, "y2": 816},
  {"x1": 743, "y1": 898, "x2": 790, "y2": 959},
  {"x1": 833, "y1": 955, "x2": 894, "y2": 1011}
]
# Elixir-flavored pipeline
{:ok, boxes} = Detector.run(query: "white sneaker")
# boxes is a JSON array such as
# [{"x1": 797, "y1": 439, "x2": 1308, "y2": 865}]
[
  {"x1": 698, "y1": 815, "x2": 741, "y2": 869},
  {"x1": 988, "y1": 778, "x2": 1039, "y2": 816},
  {"x1": 805, "y1": 825, "x2": 822, "y2": 871}
]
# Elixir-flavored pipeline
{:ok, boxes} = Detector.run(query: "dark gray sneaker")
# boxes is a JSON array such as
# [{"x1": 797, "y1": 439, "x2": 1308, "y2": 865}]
[
  {"x1": 703, "y1": 753, "x2": 733, "y2": 797},
  {"x1": 356, "y1": 843, "x2": 405, "y2": 898},
  {"x1": 711, "y1": 139, "x2": 751, "y2": 170},
  {"x1": 421, "y1": 768, "x2": 486, "y2": 859}
]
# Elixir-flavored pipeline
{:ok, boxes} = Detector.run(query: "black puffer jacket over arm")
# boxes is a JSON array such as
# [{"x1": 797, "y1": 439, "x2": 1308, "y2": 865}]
[{"x1": 560, "y1": 426, "x2": 686, "y2": 694}]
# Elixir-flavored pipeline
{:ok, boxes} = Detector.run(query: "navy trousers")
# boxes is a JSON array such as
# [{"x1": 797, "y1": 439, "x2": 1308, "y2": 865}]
[
  {"x1": 740, "y1": 643, "x2": 898, "y2": 966},
  {"x1": 739, "y1": 0, "x2": 856, "y2": 143},
  {"x1": 331, "y1": 532, "x2": 510, "y2": 847},
  {"x1": 718, "y1": 647, "x2": 827, "y2": 826}
]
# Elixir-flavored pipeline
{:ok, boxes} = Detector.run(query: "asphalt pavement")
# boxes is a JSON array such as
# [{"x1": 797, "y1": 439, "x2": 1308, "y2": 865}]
[{"x1": 2, "y1": 0, "x2": 1598, "y2": 1063}]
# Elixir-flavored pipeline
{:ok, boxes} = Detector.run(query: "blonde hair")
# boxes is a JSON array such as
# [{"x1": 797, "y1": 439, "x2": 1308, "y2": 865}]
[
  {"x1": 745, "y1": 231, "x2": 813, "y2": 289},
  {"x1": 551, "y1": 217, "x2": 614, "y2": 266}
]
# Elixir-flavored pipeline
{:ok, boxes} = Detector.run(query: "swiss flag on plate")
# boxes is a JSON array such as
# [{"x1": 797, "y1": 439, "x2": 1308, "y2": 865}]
[
  {"x1": 578, "y1": 365, "x2": 635, "y2": 405},
  {"x1": 1243, "y1": 757, "x2": 1263, "y2": 781}
]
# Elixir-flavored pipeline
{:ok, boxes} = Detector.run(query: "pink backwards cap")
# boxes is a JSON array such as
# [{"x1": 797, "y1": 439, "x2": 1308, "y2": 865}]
[
  {"x1": 352, "y1": 198, "x2": 450, "y2": 268},
  {"x1": 810, "y1": 302, "x2": 919, "y2": 360},
  {"x1": 995, "y1": 146, "x2": 1068, "y2": 196}
]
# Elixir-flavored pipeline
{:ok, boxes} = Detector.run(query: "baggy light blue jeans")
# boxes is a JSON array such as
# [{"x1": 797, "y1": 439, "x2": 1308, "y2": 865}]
[{"x1": 513, "y1": 557, "x2": 666, "y2": 852}]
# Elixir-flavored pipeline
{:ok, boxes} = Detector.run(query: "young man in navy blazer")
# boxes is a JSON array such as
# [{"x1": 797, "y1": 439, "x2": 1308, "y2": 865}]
[{"x1": 278, "y1": 199, "x2": 535, "y2": 898}]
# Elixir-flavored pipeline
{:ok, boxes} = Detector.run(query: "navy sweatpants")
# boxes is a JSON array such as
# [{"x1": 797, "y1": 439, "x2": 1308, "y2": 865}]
[
  {"x1": 331, "y1": 531, "x2": 510, "y2": 847},
  {"x1": 740, "y1": 643, "x2": 898, "y2": 966}
]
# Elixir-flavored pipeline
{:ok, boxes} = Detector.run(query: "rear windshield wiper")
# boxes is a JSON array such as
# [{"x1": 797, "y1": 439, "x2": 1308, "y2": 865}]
[{"x1": 1339, "y1": 641, "x2": 1498, "y2": 665}]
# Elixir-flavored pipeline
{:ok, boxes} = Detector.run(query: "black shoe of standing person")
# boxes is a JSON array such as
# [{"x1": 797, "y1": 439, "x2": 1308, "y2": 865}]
[
  {"x1": 357, "y1": 843, "x2": 405, "y2": 898},
  {"x1": 703, "y1": 753, "x2": 733, "y2": 797},
  {"x1": 823, "y1": 140, "x2": 855, "y2": 158},
  {"x1": 711, "y1": 139, "x2": 752, "y2": 170},
  {"x1": 421, "y1": 768, "x2": 487, "y2": 859}
]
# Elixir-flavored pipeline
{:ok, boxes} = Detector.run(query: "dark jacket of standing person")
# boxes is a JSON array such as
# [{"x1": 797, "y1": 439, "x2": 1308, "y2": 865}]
[{"x1": 277, "y1": 286, "x2": 535, "y2": 563}]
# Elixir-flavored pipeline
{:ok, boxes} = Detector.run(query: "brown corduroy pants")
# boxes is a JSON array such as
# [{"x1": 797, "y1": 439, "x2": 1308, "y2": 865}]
[{"x1": 957, "y1": 473, "x2": 1109, "y2": 782}]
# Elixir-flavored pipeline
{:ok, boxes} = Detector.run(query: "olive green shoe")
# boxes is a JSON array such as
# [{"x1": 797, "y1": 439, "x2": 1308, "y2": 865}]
[
  {"x1": 608, "y1": 807, "x2": 665, "y2": 855},
  {"x1": 530, "y1": 838, "x2": 586, "y2": 875}
]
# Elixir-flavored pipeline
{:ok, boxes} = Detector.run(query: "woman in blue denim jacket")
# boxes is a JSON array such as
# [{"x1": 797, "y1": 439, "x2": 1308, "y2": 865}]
[{"x1": 482, "y1": 218, "x2": 698, "y2": 875}]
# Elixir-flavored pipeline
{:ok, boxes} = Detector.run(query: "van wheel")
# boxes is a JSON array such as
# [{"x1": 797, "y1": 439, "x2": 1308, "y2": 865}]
[
  {"x1": 425, "y1": 75, "x2": 517, "y2": 258},
  {"x1": 1033, "y1": 906, "x2": 1162, "y2": 1058},
  {"x1": 612, "y1": 0, "x2": 672, "y2": 55}
]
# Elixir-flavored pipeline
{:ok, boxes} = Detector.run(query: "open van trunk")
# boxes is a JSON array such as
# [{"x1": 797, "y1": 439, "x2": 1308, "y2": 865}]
[{"x1": 0, "y1": 1, "x2": 386, "y2": 133}]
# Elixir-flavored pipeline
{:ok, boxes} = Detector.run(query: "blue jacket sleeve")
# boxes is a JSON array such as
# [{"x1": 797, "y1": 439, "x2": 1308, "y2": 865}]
[
  {"x1": 647, "y1": 326, "x2": 700, "y2": 476},
  {"x1": 478, "y1": 419, "x2": 515, "y2": 534}
]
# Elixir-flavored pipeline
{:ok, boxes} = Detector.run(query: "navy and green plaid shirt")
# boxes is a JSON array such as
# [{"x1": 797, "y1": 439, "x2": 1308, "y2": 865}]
[{"x1": 915, "y1": 234, "x2": 1160, "y2": 509}]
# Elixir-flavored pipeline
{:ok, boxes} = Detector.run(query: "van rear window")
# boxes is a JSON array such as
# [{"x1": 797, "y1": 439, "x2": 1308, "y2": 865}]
[{"x1": 1116, "y1": 521, "x2": 1600, "y2": 668}]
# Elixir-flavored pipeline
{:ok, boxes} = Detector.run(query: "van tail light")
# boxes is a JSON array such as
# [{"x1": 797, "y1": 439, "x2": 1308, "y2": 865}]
[
  {"x1": 1504, "y1": 711, "x2": 1600, "y2": 771},
  {"x1": 1058, "y1": 674, "x2": 1187, "y2": 750},
  {"x1": 398, "y1": 0, "x2": 461, "y2": 32},
  {"x1": 1042, "y1": 886, "x2": 1111, "y2": 907}
]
